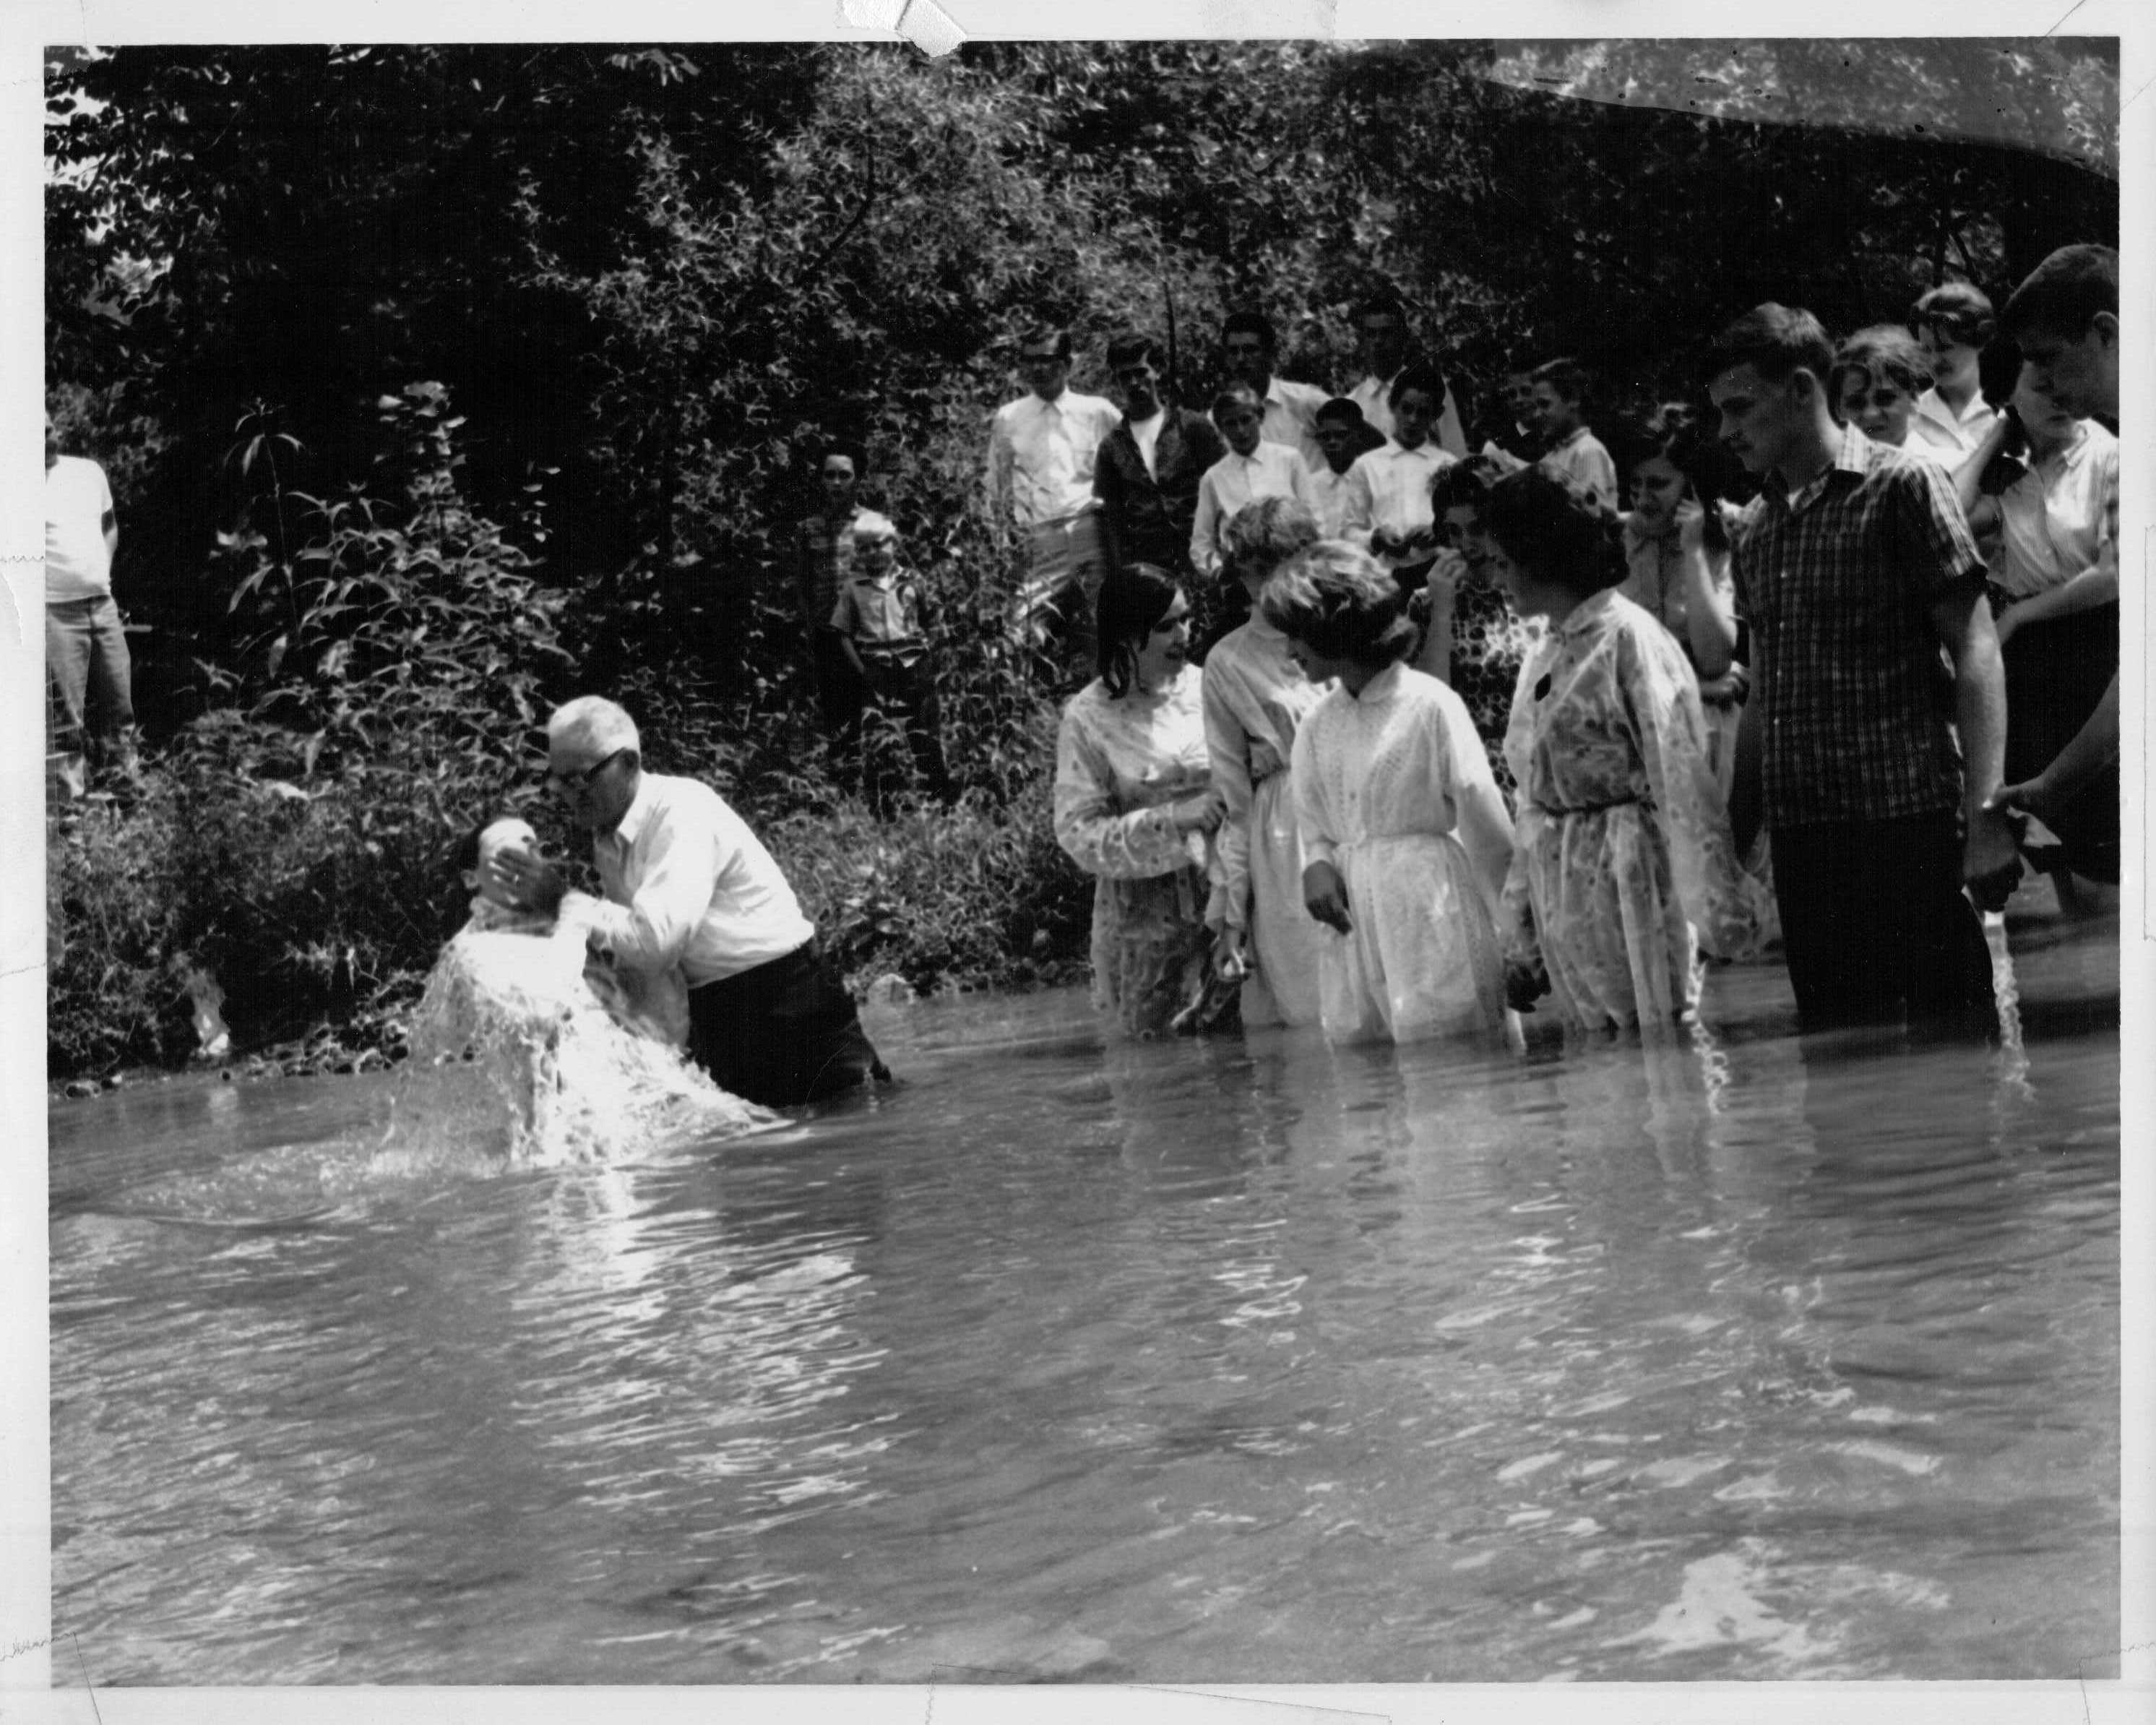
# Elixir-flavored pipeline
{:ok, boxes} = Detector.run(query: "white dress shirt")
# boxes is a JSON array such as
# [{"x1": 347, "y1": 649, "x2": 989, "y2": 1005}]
[
  {"x1": 1342, "y1": 439, "x2": 1457, "y2": 568},
  {"x1": 585, "y1": 772, "x2": 816, "y2": 988},
  {"x1": 1191, "y1": 442, "x2": 1317, "y2": 573},
  {"x1": 1348, "y1": 375, "x2": 1470, "y2": 458},
  {"x1": 1127, "y1": 408, "x2": 1165, "y2": 480},
  {"x1": 1260, "y1": 377, "x2": 1331, "y2": 472},
  {"x1": 1307, "y1": 464, "x2": 1357, "y2": 539},
  {"x1": 986, "y1": 387, "x2": 1123, "y2": 529},
  {"x1": 1909, "y1": 387, "x2": 1999, "y2": 461}
]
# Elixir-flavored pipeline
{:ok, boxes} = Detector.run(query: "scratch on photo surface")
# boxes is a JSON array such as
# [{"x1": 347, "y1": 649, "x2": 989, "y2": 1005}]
[{"x1": 840, "y1": 0, "x2": 967, "y2": 56}]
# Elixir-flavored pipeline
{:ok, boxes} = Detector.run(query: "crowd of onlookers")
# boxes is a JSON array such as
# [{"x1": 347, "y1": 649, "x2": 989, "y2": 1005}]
[{"x1": 790, "y1": 246, "x2": 2119, "y2": 1046}]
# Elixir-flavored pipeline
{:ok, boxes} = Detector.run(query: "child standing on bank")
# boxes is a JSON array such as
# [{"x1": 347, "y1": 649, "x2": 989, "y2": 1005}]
[{"x1": 829, "y1": 512, "x2": 953, "y2": 814}]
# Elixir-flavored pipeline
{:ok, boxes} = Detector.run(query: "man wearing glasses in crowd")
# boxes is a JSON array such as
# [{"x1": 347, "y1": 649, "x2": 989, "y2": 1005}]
[{"x1": 491, "y1": 695, "x2": 889, "y2": 1109}]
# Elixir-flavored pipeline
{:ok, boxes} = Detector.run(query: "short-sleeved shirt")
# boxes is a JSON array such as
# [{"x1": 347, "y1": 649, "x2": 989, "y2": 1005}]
[
  {"x1": 1729, "y1": 425, "x2": 1985, "y2": 830},
  {"x1": 831, "y1": 569, "x2": 928, "y2": 668},
  {"x1": 46, "y1": 455, "x2": 116, "y2": 602},
  {"x1": 798, "y1": 507, "x2": 863, "y2": 630},
  {"x1": 1539, "y1": 426, "x2": 1618, "y2": 511}
]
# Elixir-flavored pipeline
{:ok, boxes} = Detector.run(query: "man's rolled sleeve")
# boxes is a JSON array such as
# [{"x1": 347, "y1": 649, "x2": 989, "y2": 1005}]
[{"x1": 587, "y1": 815, "x2": 723, "y2": 974}]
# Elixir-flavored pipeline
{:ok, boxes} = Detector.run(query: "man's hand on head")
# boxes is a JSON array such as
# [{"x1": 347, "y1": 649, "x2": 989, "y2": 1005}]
[{"x1": 489, "y1": 844, "x2": 568, "y2": 918}]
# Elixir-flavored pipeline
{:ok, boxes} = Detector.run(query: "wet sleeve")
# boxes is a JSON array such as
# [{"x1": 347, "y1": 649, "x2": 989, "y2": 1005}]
[
  {"x1": 1623, "y1": 622, "x2": 1756, "y2": 959},
  {"x1": 1438, "y1": 684, "x2": 1515, "y2": 925},
  {"x1": 1053, "y1": 707, "x2": 1194, "y2": 879},
  {"x1": 1203, "y1": 658, "x2": 1257, "y2": 931},
  {"x1": 1290, "y1": 707, "x2": 1337, "y2": 874}
]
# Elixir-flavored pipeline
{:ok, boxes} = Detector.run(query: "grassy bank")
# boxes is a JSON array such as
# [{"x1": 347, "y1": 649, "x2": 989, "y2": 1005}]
[{"x1": 46, "y1": 705, "x2": 1094, "y2": 1085}]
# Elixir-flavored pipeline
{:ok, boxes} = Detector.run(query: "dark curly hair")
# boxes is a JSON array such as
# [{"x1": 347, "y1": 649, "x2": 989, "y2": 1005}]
[
  {"x1": 1258, "y1": 541, "x2": 1418, "y2": 668},
  {"x1": 1095, "y1": 563, "x2": 1185, "y2": 697},
  {"x1": 1480, "y1": 468, "x2": 1627, "y2": 598}
]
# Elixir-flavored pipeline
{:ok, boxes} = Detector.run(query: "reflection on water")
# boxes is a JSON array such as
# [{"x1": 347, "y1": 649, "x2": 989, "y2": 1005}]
[{"x1": 49, "y1": 918, "x2": 2118, "y2": 1683}]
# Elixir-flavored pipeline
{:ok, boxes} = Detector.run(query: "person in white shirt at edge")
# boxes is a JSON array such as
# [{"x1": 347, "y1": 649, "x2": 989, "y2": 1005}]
[
  {"x1": 1345, "y1": 286, "x2": 1469, "y2": 458},
  {"x1": 986, "y1": 322, "x2": 1123, "y2": 674},
  {"x1": 45, "y1": 410, "x2": 137, "y2": 800},
  {"x1": 491, "y1": 697, "x2": 891, "y2": 1110},
  {"x1": 1831, "y1": 325, "x2": 1952, "y2": 468},
  {"x1": 1189, "y1": 384, "x2": 1317, "y2": 577},
  {"x1": 1342, "y1": 360, "x2": 1459, "y2": 587},
  {"x1": 1908, "y1": 281, "x2": 2000, "y2": 461},
  {"x1": 1220, "y1": 309, "x2": 1329, "y2": 474},
  {"x1": 1308, "y1": 397, "x2": 1380, "y2": 539},
  {"x1": 1527, "y1": 357, "x2": 1619, "y2": 510}
]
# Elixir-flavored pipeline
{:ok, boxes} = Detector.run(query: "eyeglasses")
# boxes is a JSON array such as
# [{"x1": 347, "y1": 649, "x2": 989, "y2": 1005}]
[{"x1": 545, "y1": 748, "x2": 624, "y2": 790}]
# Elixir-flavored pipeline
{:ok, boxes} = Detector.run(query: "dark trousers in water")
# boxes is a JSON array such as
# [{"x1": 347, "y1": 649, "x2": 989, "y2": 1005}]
[
  {"x1": 1770, "y1": 813, "x2": 1996, "y2": 1036},
  {"x1": 2001, "y1": 601, "x2": 2118, "y2": 885},
  {"x1": 686, "y1": 941, "x2": 889, "y2": 1108}
]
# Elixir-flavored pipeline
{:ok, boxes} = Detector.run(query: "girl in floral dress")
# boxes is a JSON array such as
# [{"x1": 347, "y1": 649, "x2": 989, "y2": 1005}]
[
  {"x1": 1421, "y1": 455, "x2": 1544, "y2": 799},
  {"x1": 1486, "y1": 469, "x2": 1756, "y2": 1033},
  {"x1": 1053, "y1": 565, "x2": 1226, "y2": 1037},
  {"x1": 1202, "y1": 497, "x2": 1329, "y2": 1027},
  {"x1": 1262, "y1": 541, "x2": 1515, "y2": 1044}
]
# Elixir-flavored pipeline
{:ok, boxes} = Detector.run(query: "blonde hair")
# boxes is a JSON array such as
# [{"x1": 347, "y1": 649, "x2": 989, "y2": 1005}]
[
  {"x1": 852, "y1": 509, "x2": 900, "y2": 545},
  {"x1": 1258, "y1": 540, "x2": 1416, "y2": 667}
]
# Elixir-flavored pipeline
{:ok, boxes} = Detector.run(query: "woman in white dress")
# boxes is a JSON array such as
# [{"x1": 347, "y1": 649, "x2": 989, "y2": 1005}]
[
  {"x1": 1203, "y1": 497, "x2": 1329, "y2": 1027},
  {"x1": 1053, "y1": 564, "x2": 1227, "y2": 1036},
  {"x1": 1486, "y1": 469, "x2": 1756, "y2": 1034},
  {"x1": 1260, "y1": 541, "x2": 1514, "y2": 1044}
]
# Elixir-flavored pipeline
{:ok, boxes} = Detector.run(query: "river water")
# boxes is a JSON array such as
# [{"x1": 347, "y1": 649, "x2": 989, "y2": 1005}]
[{"x1": 49, "y1": 912, "x2": 2119, "y2": 1685}]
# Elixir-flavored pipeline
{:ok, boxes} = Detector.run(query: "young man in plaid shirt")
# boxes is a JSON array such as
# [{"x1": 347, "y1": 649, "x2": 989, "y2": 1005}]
[{"x1": 1706, "y1": 304, "x2": 2021, "y2": 1034}]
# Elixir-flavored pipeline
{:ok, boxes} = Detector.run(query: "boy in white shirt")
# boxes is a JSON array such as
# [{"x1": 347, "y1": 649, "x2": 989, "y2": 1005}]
[
  {"x1": 1308, "y1": 397, "x2": 1378, "y2": 538},
  {"x1": 1831, "y1": 326, "x2": 1949, "y2": 467},
  {"x1": 1527, "y1": 358, "x2": 1618, "y2": 508},
  {"x1": 1190, "y1": 384, "x2": 1316, "y2": 576},
  {"x1": 1342, "y1": 361, "x2": 1458, "y2": 584}
]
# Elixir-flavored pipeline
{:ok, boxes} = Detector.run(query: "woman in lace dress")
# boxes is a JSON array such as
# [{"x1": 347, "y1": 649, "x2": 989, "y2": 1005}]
[
  {"x1": 1262, "y1": 541, "x2": 1514, "y2": 1044},
  {"x1": 1054, "y1": 564, "x2": 1227, "y2": 1037},
  {"x1": 1486, "y1": 469, "x2": 1756, "y2": 1033},
  {"x1": 1202, "y1": 498, "x2": 1329, "y2": 1028}
]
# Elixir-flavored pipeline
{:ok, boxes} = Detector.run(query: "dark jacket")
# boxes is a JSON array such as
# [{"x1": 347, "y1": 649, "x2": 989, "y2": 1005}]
[{"x1": 1093, "y1": 408, "x2": 1227, "y2": 573}]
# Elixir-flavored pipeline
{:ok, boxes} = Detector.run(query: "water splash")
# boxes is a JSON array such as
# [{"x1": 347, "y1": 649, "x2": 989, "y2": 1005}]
[{"x1": 376, "y1": 928, "x2": 772, "y2": 1172}]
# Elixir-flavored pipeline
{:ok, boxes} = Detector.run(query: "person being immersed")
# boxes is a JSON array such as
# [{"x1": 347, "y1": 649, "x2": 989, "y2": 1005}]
[
  {"x1": 454, "y1": 813, "x2": 687, "y2": 1046},
  {"x1": 495, "y1": 697, "x2": 891, "y2": 1109}
]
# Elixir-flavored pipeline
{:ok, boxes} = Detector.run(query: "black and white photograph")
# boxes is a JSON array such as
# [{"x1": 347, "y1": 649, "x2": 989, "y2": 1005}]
[{"x1": 9, "y1": 4, "x2": 2147, "y2": 1713}]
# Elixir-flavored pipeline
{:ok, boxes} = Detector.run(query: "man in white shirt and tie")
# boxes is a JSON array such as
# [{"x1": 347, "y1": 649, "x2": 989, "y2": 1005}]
[
  {"x1": 1220, "y1": 311, "x2": 1329, "y2": 474},
  {"x1": 500, "y1": 696, "x2": 890, "y2": 1109},
  {"x1": 1344, "y1": 288, "x2": 1468, "y2": 458},
  {"x1": 986, "y1": 323, "x2": 1123, "y2": 674}
]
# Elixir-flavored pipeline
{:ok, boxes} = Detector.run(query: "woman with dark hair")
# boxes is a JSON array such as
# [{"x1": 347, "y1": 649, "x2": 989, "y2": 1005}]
[
  {"x1": 1484, "y1": 469, "x2": 1756, "y2": 1033},
  {"x1": 1618, "y1": 416, "x2": 1745, "y2": 791},
  {"x1": 1262, "y1": 541, "x2": 1514, "y2": 1043},
  {"x1": 1423, "y1": 454, "x2": 1545, "y2": 793},
  {"x1": 1203, "y1": 498, "x2": 1329, "y2": 1026},
  {"x1": 1053, "y1": 564, "x2": 1226, "y2": 1036}
]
